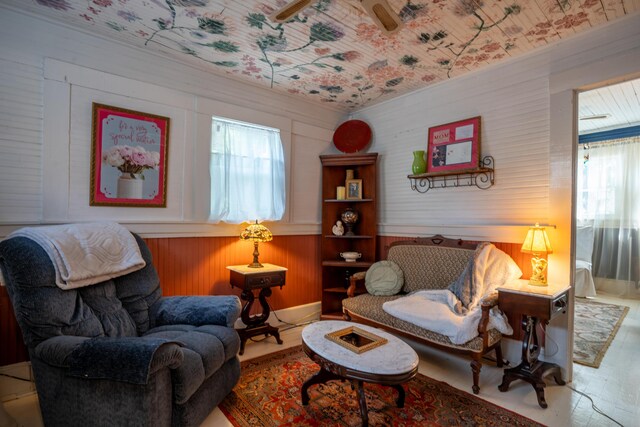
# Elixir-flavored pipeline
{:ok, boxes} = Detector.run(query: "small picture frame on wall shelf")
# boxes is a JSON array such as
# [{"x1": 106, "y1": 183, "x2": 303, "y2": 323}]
[
  {"x1": 346, "y1": 179, "x2": 362, "y2": 200},
  {"x1": 427, "y1": 116, "x2": 481, "y2": 173}
]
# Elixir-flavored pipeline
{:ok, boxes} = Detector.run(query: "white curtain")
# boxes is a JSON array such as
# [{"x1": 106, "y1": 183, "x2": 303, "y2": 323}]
[
  {"x1": 209, "y1": 119, "x2": 285, "y2": 224},
  {"x1": 576, "y1": 136, "x2": 640, "y2": 290}
]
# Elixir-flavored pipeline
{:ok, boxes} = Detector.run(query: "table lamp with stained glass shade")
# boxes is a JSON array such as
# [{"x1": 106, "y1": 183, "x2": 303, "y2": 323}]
[
  {"x1": 520, "y1": 223, "x2": 553, "y2": 286},
  {"x1": 240, "y1": 220, "x2": 273, "y2": 268}
]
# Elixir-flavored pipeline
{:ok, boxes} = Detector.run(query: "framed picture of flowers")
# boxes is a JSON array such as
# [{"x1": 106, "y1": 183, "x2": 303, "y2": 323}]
[
  {"x1": 427, "y1": 116, "x2": 481, "y2": 173},
  {"x1": 90, "y1": 103, "x2": 170, "y2": 207}
]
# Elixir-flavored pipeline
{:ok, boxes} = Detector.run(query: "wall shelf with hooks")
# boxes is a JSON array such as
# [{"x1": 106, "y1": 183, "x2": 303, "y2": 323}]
[{"x1": 408, "y1": 156, "x2": 494, "y2": 194}]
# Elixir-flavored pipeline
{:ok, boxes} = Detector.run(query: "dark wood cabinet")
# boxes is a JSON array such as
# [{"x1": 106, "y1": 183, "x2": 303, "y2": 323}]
[
  {"x1": 319, "y1": 153, "x2": 378, "y2": 319},
  {"x1": 227, "y1": 263, "x2": 287, "y2": 355}
]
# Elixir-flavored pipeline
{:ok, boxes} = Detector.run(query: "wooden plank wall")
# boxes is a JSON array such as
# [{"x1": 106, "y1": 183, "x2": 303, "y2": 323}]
[
  {"x1": 143, "y1": 235, "x2": 322, "y2": 312},
  {"x1": 1, "y1": 234, "x2": 535, "y2": 365},
  {"x1": 0, "y1": 234, "x2": 322, "y2": 365},
  {"x1": 0, "y1": 286, "x2": 28, "y2": 365}
]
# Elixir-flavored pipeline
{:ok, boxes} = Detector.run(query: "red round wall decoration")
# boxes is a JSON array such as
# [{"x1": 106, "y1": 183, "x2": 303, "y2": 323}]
[{"x1": 332, "y1": 120, "x2": 372, "y2": 153}]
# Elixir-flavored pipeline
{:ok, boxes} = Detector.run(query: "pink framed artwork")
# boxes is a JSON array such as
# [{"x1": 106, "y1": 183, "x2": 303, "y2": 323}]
[
  {"x1": 427, "y1": 116, "x2": 481, "y2": 173},
  {"x1": 90, "y1": 103, "x2": 170, "y2": 207}
]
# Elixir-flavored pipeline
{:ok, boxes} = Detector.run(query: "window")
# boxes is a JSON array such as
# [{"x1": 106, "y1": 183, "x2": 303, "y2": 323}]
[
  {"x1": 576, "y1": 137, "x2": 640, "y2": 226},
  {"x1": 209, "y1": 118, "x2": 285, "y2": 223}
]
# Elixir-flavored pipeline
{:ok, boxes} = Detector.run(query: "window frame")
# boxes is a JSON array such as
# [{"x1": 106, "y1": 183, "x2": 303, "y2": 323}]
[
  {"x1": 193, "y1": 99, "x2": 292, "y2": 227},
  {"x1": 209, "y1": 116, "x2": 286, "y2": 223}
]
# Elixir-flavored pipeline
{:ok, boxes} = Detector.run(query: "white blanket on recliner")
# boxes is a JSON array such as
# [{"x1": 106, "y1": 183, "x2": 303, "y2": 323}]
[
  {"x1": 8, "y1": 222, "x2": 145, "y2": 290},
  {"x1": 383, "y1": 290, "x2": 512, "y2": 345}
]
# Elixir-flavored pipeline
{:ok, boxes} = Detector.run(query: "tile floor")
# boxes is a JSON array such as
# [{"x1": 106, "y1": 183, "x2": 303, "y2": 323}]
[{"x1": 2, "y1": 294, "x2": 638, "y2": 427}]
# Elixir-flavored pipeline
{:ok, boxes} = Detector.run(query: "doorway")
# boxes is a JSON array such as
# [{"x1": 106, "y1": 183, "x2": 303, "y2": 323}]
[{"x1": 575, "y1": 78, "x2": 640, "y2": 301}]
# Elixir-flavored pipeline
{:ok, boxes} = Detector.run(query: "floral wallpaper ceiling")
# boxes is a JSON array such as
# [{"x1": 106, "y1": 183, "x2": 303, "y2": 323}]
[{"x1": 9, "y1": 0, "x2": 640, "y2": 109}]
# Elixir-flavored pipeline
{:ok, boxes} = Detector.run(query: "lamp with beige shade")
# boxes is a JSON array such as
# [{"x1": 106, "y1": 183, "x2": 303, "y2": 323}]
[{"x1": 521, "y1": 223, "x2": 553, "y2": 286}]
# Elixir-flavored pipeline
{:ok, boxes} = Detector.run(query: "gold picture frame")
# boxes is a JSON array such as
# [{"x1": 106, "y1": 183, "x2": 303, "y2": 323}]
[
  {"x1": 325, "y1": 326, "x2": 388, "y2": 354},
  {"x1": 345, "y1": 178, "x2": 362, "y2": 200}
]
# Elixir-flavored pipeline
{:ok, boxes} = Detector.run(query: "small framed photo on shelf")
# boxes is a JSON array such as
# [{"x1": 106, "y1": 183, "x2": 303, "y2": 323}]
[
  {"x1": 427, "y1": 116, "x2": 481, "y2": 173},
  {"x1": 346, "y1": 179, "x2": 362, "y2": 200}
]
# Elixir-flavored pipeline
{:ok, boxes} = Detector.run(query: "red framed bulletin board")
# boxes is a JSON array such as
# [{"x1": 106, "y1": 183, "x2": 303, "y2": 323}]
[{"x1": 427, "y1": 116, "x2": 481, "y2": 173}]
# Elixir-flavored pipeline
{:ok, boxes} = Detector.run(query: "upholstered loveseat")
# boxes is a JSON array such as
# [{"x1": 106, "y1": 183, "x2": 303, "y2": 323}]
[
  {"x1": 342, "y1": 236, "x2": 518, "y2": 394},
  {"x1": 0, "y1": 231, "x2": 241, "y2": 427}
]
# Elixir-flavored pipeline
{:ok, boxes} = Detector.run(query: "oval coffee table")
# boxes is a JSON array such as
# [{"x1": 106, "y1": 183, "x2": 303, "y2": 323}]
[{"x1": 301, "y1": 320, "x2": 419, "y2": 427}]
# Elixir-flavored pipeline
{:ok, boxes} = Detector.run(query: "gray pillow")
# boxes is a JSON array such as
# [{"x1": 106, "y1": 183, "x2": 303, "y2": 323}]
[{"x1": 365, "y1": 261, "x2": 404, "y2": 296}]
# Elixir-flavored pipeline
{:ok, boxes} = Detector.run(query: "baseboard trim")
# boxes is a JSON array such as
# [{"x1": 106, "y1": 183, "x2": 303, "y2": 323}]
[
  {"x1": 0, "y1": 362, "x2": 36, "y2": 402},
  {"x1": 234, "y1": 301, "x2": 321, "y2": 329}
]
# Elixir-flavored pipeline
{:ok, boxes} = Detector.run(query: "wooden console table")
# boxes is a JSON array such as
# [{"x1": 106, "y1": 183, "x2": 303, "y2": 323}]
[
  {"x1": 497, "y1": 280, "x2": 570, "y2": 408},
  {"x1": 227, "y1": 263, "x2": 287, "y2": 355}
]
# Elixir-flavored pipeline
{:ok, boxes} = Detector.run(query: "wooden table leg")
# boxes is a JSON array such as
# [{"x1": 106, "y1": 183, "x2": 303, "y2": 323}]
[
  {"x1": 356, "y1": 380, "x2": 369, "y2": 427},
  {"x1": 392, "y1": 384, "x2": 406, "y2": 408},
  {"x1": 498, "y1": 315, "x2": 565, "y2": 408},
  {"x1": 301, "y1": 367, "x2": 343, "y2": 405},
  {"x1": 236, "y1": 287, "x2": 282, "y2": 355}
]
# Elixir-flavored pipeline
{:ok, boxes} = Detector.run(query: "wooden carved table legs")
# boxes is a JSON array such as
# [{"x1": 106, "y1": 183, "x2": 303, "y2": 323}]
[
  {"x1": 236, "y1": 287, "x2": 282, "y2": 355},
  {"x1": 498, "y1": 315, "x2": 565, "y2": 408}
]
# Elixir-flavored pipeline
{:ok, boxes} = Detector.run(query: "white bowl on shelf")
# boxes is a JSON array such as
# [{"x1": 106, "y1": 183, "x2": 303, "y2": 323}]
[{"x1": 340, "y1": 252, "x2": 362, "y2": 262}]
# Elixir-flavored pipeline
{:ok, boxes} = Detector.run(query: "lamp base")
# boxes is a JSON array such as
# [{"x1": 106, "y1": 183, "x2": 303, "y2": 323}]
[
  {"x1": 529, "y1": 255, "x2": 548, "y2": 286},
  {"x1": 248, "y1": 262, "x2": 264, "y2": 268},
  {"x1": 248, "y1": 241, "x2": 264, "y2": 268}
]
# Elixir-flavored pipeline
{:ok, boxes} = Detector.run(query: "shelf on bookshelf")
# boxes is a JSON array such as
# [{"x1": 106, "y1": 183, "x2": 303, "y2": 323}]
[
  {"x1": 322, "y1": 261, "x2": 373, "y2": 268},
  {"x1": 323, "y1": 287, "x2": 349, "y2": 293},
  {"x1": 324, "y1": 198, "x2": 373, "y2": 203},
  {"x1": 323, "y1": 235, "x2": 373, "y2": 239}
]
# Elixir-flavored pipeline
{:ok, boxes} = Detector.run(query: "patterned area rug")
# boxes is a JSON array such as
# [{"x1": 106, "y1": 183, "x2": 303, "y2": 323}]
[
  {"x1": 574, "y1": 298, "x2": 629, "y2": 368},
  {"x1": 219, "y1": 345, "x2": 544, "y2": 427}
]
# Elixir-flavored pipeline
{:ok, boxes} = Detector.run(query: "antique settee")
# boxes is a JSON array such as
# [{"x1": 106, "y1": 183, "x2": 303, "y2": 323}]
[
  {"x1": 342, "y1": 236, "x2": 521, "y2": 394},
  {"x1": 0, "y1": 227, "x2": 241, "y2": 427}
]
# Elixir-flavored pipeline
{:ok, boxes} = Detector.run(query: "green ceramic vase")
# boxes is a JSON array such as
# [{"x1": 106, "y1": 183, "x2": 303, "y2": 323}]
[{"x1": 412, "y1": 150, "x2": 426, "y2": 174}]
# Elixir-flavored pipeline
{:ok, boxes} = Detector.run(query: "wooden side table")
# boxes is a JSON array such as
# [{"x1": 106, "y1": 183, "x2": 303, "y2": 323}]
[
  {"x1": 497, "y1": 280, "x2": 570, "y2": 408},
  {"x1": 227, "y1": 263, "x2": 287, "y2": 355}
]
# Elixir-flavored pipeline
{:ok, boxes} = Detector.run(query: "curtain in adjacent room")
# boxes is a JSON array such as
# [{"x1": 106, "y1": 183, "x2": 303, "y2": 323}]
[
  {"x1": 209, "y1": 119, "x2": 285, "y2": 224},
  {"x1": 577, "y1": 136, "x2": 640, "y2": 292}
]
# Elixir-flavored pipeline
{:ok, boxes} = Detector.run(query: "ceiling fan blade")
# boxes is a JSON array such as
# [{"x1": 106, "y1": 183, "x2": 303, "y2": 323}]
[
  {"x1": 270, "y1": 0, "x2": 314, "y2": 23},
  {"x1": 360, "y1": 0, "x2": 403, "y2": 35}
]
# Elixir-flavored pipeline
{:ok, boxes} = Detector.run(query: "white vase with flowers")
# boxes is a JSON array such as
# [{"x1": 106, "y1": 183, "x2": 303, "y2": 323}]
[{"x1": 102, "y1": 145, "x2": 160, "y2": 199}]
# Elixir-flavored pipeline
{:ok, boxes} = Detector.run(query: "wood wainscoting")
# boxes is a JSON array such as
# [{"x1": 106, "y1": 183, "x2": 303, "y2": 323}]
[
  {"x1": 142, "y1": 235, "x2": 322, "y2": 311},
  {"x1": 0, "y1": 286, "x2": 28, "y2": 365},
  {"x1": 0, "y1": 234, "x2": 322, "y2": 366},
  {"x1": 1, "y1": 233, "x2": 537, "y2": 365}
]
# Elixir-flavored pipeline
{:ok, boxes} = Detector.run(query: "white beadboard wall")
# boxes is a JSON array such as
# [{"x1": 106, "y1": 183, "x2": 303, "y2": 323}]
[
  {"x1": 0, "y1": 6, "x2": 340, "y2": 237},
  {"x1": 353, "y1": 12, "x2": 640, "y2": 245},
  {"x1": 350, "y1": 13, "x2": 640, "y2": 378},
  {"x1": 0, "y1": 54, "x2": 43, "y2": 223}
]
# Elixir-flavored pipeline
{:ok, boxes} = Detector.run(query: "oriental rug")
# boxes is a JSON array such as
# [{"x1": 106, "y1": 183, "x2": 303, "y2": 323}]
[
  {"x1": 219, "y1": 345, "x2": 544, "y2": 427},
  {"x1": 573, "y1": 298, "x2": 629, "y2": 368}
]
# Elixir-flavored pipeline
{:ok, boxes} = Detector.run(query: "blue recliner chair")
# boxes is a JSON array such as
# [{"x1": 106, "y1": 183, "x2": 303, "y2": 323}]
[{"x1": 0, "y1": 232, "x2": 241, "y2": 427}]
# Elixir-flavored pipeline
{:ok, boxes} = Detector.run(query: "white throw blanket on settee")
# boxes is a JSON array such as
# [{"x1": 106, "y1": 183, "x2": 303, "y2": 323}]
[
  {"x1": 382, "y1": 242, "x2": 519, "y2": 345},
  {"x1": 6, "y1": 222, "x2": 145, "y2": 290},
  {"x1": 382, "y1": 290, "x2": 512, "y2": 345}
]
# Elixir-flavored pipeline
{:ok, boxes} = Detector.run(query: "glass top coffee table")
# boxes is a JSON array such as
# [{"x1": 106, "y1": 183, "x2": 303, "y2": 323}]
[{"x1": 301, "y1": 320, "x2": 419, "y2": 427}]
